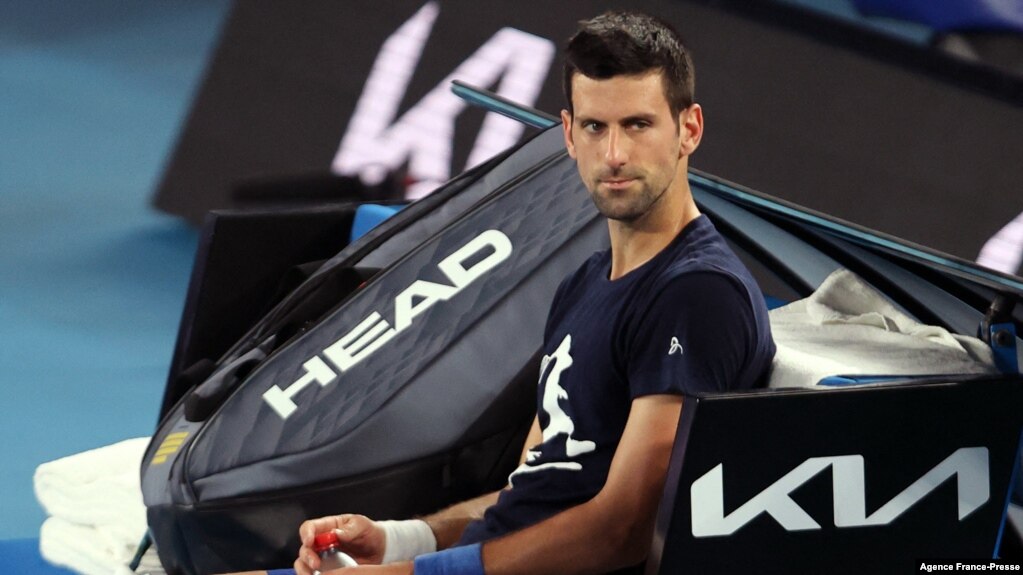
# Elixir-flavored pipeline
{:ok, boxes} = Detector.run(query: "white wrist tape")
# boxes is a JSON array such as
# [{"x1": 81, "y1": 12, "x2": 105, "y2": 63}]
[{"x1": 379, "y1": 519, "x2": 437, "y2": 564}]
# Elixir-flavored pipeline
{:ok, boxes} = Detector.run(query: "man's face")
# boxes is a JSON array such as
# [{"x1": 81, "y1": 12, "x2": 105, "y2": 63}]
[{"x1": 562, "y1": 71, "x2": 686, "y2": 223}]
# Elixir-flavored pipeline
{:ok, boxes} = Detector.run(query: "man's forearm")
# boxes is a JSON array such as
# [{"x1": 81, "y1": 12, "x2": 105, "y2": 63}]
[
  {"x1": 479, "y1": 488, "x2": 655, "y2": 575},
  {"x1": 422, "y1": 490, "x2": 501, "y2": 550}
]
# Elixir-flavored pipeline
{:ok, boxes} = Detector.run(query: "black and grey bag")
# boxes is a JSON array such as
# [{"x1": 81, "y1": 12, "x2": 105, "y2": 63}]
[{"x1": 141, "y1": 127, "x2": 607, "y2": 574}]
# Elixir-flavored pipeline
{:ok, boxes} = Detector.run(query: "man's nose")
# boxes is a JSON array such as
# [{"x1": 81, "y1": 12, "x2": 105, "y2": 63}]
[{"x1": 604, "y1": 127, "x2": 629, "y2": 168}]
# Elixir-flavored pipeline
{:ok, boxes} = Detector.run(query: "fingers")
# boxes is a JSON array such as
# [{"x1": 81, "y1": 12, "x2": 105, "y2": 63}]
[
  {"x1": 296, "y1": 544, "x2": 320, "y2": 575},
  {"x1": 334, "y1": 515, "x2": 372, "y2": 544},
  {"x1": 300, "y1": 514, "x2": 373, "y2": 547},
  {"x1": 294, "y1": 552, "x2": 317, "y2": 575},
  {"x1": 300, "y1": 514, "x2": 347, "y2": 546},
  {"x1": 298, "y1": 514, "x2": 379, "y2": 572}
]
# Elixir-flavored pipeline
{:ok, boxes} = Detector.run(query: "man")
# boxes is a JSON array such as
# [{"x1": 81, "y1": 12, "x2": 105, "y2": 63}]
[{"x1": 256, "y1": 10, "x2": 774, "y2": 575}]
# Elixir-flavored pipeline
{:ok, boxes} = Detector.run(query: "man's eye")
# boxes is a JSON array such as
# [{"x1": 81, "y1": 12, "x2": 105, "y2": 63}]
[
  {"x1": 582, "y1": 122, "x2": 604, "y2": 133},
  {"x1": 629, "y1": 121, "x2": 650, "y2": 130}
]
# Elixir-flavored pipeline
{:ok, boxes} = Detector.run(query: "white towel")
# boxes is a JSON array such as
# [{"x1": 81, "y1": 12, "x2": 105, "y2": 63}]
[
  {"x1": 40, "y1": 517, "x2": 163, "y2": 575},
  {"x1": 35, "y1": 437, "x2": 157, "y2": 574},
  {"x1": 34, "y1": 437, "x2": 150, "y2": 544},
  {"x1": 768, "y1": 269, "x2": 999, "y2": 388}
]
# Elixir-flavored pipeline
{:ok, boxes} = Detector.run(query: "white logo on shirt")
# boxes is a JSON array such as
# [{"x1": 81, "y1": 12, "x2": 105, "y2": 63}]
[
  {"x1": 669, "y1": 337, "x2": 684, "y2": 356},
  {"x1": 508, "y1": 334, "x2": 595, "y2": 486}
]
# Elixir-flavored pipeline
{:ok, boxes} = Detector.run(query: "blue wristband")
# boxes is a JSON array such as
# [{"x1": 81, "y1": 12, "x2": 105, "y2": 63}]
[{"x1": 413, "y1": 543, "x2": 484, "y2": 575}]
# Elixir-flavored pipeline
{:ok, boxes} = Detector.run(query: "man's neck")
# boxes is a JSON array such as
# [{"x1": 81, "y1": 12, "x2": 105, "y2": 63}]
[{"x1": 607, "y1": 185, "x2": 701, "y2": 281}]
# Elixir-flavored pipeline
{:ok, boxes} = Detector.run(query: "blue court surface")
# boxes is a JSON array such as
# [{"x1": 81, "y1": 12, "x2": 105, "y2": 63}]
[{"x1": 0, "y1": 0, "x2": 231, "y2": 569}]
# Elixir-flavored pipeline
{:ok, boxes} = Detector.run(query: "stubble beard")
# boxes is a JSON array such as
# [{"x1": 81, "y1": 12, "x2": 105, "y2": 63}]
[{"x1": 589, "y1": 170, "x2": 676, "y2": 223}]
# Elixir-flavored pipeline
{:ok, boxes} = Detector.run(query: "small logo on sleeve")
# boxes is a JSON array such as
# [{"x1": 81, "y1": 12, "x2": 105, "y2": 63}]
[{"x1": 669, "y1": 337, "x2": 684, "y2": 356}]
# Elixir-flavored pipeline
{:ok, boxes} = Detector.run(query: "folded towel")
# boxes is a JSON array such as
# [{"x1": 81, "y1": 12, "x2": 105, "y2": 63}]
[
  {"x1": 34, "y1": 437, "x2": 150, "y2": 543},
  {"x1": 40, "y1": 517, "x2": 162, "y2": 575},
  {"x1": 769, "y1": 269, "x2": 999, "y2": 388},
  {"x1": 35, "y1": 437, "x2": 156, "y2": 574}
]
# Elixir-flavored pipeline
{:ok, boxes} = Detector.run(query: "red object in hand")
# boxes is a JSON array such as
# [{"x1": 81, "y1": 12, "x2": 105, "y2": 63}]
[
  {"x1": 313, "y1": 531, "x2": 341, "y2": 552},
  {"x1": 312, "y1": 531, "x2": 358, "y2": 569}
]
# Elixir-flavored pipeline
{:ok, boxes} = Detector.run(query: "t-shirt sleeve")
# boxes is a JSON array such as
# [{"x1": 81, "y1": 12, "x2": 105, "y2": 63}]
[{"x1": 626, "y1": 271, "x2": 755, "y2": 397}]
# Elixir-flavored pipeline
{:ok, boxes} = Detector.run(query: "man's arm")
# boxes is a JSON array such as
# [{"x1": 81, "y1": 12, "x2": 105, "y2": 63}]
[
  {"x1": 293, "y1": 417, "x2": 542, "y2": 575},
  {"x1": 424, "y1": 416, "x2": 543, "y2": 549},
  {"x1": 421, "y1": 489, "x2": 499, "y2": 550},
  {"x1": 480, "y1": 395, "x2": 682, "y2": 575},
  {"x1": 302, "y1": 399, "x2": 678, "y2": 575}
]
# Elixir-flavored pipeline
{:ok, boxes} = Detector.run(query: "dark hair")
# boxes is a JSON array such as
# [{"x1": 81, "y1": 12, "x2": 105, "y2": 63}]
[{"x1": 563, "y1": 11, "x2": 695, "y2": 118}]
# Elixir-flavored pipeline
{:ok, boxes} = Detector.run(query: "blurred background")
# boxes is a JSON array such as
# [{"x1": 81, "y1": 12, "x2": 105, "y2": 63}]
[
  {"x1": 1, "y1": 0, "x2": 231, "y2": 542},
  {"x1": 1, "y1": 0, "x2": 1021, "y2": 569}
]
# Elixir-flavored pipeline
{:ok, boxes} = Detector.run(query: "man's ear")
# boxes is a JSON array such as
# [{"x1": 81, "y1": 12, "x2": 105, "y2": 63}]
[
  {"x1": 561, "y1": 109, "x2": 577, "y2": 159},
  {"x1": 679, "y1": 104, "x2": 704, "y2": 158}
]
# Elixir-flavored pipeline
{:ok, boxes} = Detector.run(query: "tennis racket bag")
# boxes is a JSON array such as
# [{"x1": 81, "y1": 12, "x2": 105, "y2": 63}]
[{"x1": 141, "y1": 126, "x2": 608, "y2": 574}]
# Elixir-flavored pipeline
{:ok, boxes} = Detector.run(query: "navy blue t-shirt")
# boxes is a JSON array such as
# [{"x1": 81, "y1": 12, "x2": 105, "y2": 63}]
[{"x1": 458, "y1": 215, "x2": 775, "y2": 557}]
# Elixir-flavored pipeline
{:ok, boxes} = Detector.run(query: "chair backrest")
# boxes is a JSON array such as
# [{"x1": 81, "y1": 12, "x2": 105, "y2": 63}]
[
  {"x1": 647, "y1": 376, "x2": 1023, "y2": 574},
  {"x1": 160, "y1": 206, "x2": 357, "y2": 417}
]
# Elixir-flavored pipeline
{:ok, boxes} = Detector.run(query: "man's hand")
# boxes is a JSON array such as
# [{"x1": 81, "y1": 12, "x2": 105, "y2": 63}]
[{"x1": 294, "y1": 514, "x2": 386, "y2": 575}]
